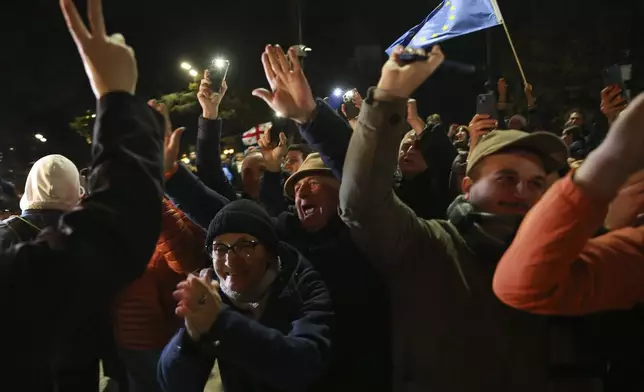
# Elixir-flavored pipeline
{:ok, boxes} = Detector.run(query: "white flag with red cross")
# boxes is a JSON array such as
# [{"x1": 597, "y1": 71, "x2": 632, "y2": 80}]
[{"x1": 242, "y1": 122, "x2": 272, "y2": 146}]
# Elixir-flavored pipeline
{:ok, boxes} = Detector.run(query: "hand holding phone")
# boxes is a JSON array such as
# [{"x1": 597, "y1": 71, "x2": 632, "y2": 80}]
[
  {"x1": 342, "y1": 89, "x2": 361, "y2": 120},
  {"x1": 602, "y1": 64, "x2": 629, "y2": 102}
]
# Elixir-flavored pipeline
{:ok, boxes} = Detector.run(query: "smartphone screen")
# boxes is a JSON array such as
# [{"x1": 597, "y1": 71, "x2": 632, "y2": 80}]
[
  {"x1": 343, "y1": 90, "x2": 360, "y2": 120},
  {"x1": 476, "y1": 93, "x2": 498, "y2": 120},
  {"x1": 208, "y1": 59, "x2": 230, "y2": 89},
  {"x1": 602, "y1": 64, "x2": 629, "y2": 101}
]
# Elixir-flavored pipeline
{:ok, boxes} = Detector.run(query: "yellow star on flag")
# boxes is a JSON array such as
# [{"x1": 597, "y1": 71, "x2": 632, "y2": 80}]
[
  {"x1": 446, "y1": 1, "x2": 451, "y2": 5},
  {"x1": 418, "y1": 36, "x2": 427, "y2": 42},
  {"x1": 442, "y1": 24, "x2": 449, "y2": 31},
  {"x1": 451, "y1": 5, "x2": 456, "y2": 11},
  {"x1": 432, "y1": 33, "x2": 439, "y2": 38},
  {"x1": 449, "y1": 15, "x2": 455, "y2": 20}
]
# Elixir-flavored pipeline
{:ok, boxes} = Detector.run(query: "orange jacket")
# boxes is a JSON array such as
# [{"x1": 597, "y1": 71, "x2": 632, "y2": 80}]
[
  {"x1": 113, "y1": 198, "x2": 207, "y2": 350},
  {"x1": 493, "y1": 173, "x2": 644, "y2": 316}
]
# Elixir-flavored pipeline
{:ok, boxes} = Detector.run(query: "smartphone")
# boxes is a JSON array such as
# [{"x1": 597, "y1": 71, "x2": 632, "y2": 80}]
[
  {"x1": 602, "y1": 64, "x2": 629, "y2": 101},
  {"x1": 476, "y1": 93, "x2": 498, "y2": 120},
  {"x1": 343, "y1": 90, "x2": 360, "y2": 120},
  {"x1": 208, "y1": 59, "x2": 230, "y2": 90},
  {"x1": 271, "y1": 116, "x2": 295, "y2": 146}
]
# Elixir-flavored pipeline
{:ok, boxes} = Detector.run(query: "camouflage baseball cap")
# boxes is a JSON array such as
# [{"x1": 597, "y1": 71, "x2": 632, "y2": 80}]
[{"x1": 466, "y1": 130, "x2": 568, "y2": 175}]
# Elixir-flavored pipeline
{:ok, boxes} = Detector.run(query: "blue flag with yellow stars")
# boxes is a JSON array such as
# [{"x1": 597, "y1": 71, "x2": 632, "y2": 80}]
[{"x1": 386, "y1": 0, "x2": 503, "y2": 55}]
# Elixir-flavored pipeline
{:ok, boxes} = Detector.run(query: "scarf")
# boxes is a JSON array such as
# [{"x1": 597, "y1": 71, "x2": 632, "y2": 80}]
[
  {"x1": 447, "y1": 195, "x2": 524, "y2": 262},
  {"x1": 220, "y1": 258, "x2": 281, "y2": 319}
]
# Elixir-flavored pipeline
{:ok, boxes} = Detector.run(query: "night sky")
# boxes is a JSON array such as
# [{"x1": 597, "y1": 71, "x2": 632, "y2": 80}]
[{"x1": 0, "y1": 0, "x2": 636, "y2": 186}]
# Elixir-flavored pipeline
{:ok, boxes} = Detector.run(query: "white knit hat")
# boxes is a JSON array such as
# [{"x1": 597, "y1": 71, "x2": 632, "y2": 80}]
[{"x1": 20, "y1": 154, "x2": 84, "y2": 212}]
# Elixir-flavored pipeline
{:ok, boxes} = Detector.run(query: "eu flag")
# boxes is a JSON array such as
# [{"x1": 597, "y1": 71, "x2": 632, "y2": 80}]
[{"x1": 386, "y1": 0, "x2": 504, "y2": 55}]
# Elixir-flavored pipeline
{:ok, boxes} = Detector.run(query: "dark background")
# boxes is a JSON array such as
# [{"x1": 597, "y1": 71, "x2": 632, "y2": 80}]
[{"x1": 0, "y1": 0, "x2": 639, "y2": 188}]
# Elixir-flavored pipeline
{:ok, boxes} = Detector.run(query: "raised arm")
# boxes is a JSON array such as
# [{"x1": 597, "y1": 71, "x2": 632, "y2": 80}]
[
  {"x1": 494, "y1": 93, "x2": 644, "y2": 315},
  {"x1": 195, "y1": 72, "x2": 238, "y2": 201},
  {"x1": 339, "y1": 46, "x2": 447, "y2": 269},
  {"x1": 298, "y1": 100, "x2": 353, "y2": 179},
  {"x1": 0, "y1": 0, "x2": 164, "y2": 336},
  {"x1": 165, "y1": 164, "x2": 229, "y2": 230}
]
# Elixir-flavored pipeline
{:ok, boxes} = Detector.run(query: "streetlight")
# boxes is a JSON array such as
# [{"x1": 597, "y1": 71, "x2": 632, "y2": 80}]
[
  {"x1": 40, "y1": 138, "x2": 47, "y2": 143},
  {"x1": 181, "y1": 62, "x2": 192, "y2": 70},
  {"x1": 189, "y1": 69, "x2": 198, "y2": 77},
  {"x1": 34, "y1": 133, "x2": 43, "y2": 140},
  {"x1": 333, "y1": 88, "x2": 343, "y2": 97},
  {"x1": 91, "y1": 114, "x2": 96, "y2": 119}
]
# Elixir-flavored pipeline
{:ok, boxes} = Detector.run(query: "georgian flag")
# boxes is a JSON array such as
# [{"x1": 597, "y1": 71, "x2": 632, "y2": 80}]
[{"x1": 242, "y1": 122, "x2": 272, "y2": 146}]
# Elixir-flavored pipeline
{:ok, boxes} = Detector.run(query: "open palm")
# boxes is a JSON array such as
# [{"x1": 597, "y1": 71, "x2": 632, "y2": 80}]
[{"x1": 253, "y1": 45, "x2": 316, "y2": 124}]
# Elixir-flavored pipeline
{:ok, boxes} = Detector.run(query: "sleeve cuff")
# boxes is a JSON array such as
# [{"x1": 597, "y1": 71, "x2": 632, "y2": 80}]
[{"x1": 165, "y1": 163, "x2": 179, "y2": 180}]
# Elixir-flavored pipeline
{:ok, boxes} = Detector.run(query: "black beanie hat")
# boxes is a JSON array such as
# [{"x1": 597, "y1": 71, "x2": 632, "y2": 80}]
[{"x1": 206, "y1": 200, "x2": 279, "y2": 257}]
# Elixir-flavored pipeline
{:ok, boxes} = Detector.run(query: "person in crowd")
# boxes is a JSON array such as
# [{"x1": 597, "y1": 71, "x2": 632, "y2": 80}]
[
  {"x1": 0, "y1": 154, "x2": 83, "y2": 247},
  {"x1": 283, "y1": 144, "x2": 311, "y2": 174},
  {"x1": 335, "y1": 45, "x2": 611, "y2": 391},
  {"x1": 162, "y1": 44, "x2": 392, "y2": 391},
  {"x1": 493, "y1": 93, "x2": 644, "y2": 315},
  {"x1": 497, "y1": 78, "x2": 542, "y2": 131},
  {"x1": 1, "y1": 0, "x2": 164, "y2": 387},
  {"x1": 0, "y1": 154, "x2": 106, "y2": 390},
  {"x1": 239, "y1": 151, "x2": 267, "y2": 201},
  {"x1": 113, "y1": 192, "x2": 207, "y2": 392},
  {"x1": 115, "y1": 104, "x2": 206, "y2": 392},
  {"x1": 395, "y1": 128, "x2": 456, "y2": 219},
  {"x1": 507, "y1": 114, "x2": 528, "y2": 131},
  {"x1": 451, "y1": 125, "x2": 470, "y2": 150},
  {"x1": 157, "y1": 200, "x2": 333, "y2": 392},
  {"x1": 561, "y1": 125, "x2": 588, "y2": 160}
]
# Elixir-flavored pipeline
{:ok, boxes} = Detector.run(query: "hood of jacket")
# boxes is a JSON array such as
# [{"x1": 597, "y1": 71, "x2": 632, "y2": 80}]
[
  {"x1": 20, "y1": 155, "x2": 84, "y2": 212},
  {"x1": 447, "y1": 195, "x2": 524, "y2": 262}
]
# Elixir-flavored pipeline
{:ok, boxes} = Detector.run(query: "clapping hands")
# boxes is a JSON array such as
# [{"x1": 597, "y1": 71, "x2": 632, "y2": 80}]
[{"x1": 174, "y1": 269, "x2": 223, "y2": 341}]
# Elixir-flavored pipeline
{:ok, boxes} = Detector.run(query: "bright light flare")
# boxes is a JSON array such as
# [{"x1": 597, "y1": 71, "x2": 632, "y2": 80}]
[
  {"x1": 189, "y1": 69, "x2": 199, "y2": 77},
  {"x1": 333, "y1": 88, "x2": 343, "y2": 97},
  {"x1": 213, "y1": 58, "x2": 227, "y2": 69},
  {"x1": 180, "y1": 62, "x2": 192, "y2": 70}
]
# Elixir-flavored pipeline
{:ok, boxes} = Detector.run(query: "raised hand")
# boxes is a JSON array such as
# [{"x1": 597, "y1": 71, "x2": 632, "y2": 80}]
[
  {"x1": 60, "y1": 0, "x2": 137, "y2": 99},
  {"x1": 576, "y1": 93, "x2": 644, "y2": 200},
  {"x1": 174, "y1": 269, "x2": 223, "y2": 341},
  {"x1": 198, "y1": 70, "x2": 228, "y2": 119},
  {"x1": 468, "y1": 114, "x2": 498, "y2": 151},
  {"x1": 601, "y1": 85, "x2": 628, "y2": 125},
  {"x1": 163, "y1": 127, "x2": 185, "y2": 175},
  {"x1": 252, "y1": 45, "x2": 316, "y2": 124},
  {"x1": 148, "y1": 100, "x2": 172, "y2": 136},
  {"x1": 376, "y1": 46, "x2": 445, "y2": 101},
  {"x1": 406, "y1": 99, "x2": 425, "y2": 134},
  {"x1": 257, "y1": 128, "x2": 288, "y2": 172},
  {"x1": 147, "y1": 100, "x2": 184, "y2": 174}
]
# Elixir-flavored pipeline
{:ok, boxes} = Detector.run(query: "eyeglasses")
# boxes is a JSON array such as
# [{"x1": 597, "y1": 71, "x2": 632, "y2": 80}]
[{"x1": 211, "y1": 240, "x2": 259, "y2": 260}]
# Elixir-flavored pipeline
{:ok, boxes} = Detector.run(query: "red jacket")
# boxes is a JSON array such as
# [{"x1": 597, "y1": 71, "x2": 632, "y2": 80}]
[{"x1": 113, "y1": 198, "x2": 207, "y2": 350}]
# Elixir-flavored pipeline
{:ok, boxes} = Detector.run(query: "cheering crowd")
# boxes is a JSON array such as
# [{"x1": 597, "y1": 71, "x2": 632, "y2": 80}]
[{"x1": 4, "y1": 0, "x2": 644, "y2": 391}]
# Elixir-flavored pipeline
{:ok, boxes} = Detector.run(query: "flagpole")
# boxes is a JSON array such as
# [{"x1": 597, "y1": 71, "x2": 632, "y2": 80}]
[{"x1": 489, "y1": 0, "x2": 527, "y2": 86}]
